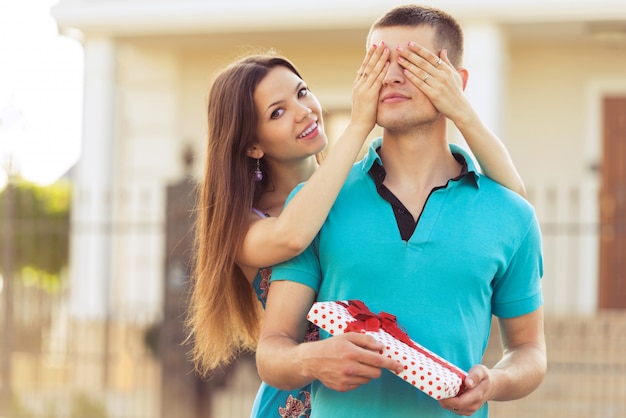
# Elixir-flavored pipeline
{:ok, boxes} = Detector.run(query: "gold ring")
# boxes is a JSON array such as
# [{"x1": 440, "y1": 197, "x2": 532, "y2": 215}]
[
  {"x1": 423, "y1": 73, "x2": 430, "y2": 82},
  {"x1": 357, "y1": 70, "x2": 362, "y2": 76},
  {"x1": 435, "y1": 58, "x2": 442, "y2": 67}
]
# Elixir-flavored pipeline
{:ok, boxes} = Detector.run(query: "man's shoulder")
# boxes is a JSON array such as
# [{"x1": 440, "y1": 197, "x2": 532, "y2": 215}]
[
  {"x1": 344, "y1": 159, "x2": 372, "y2": 184},
  {"x1": 477, "y1": 176, "x2": 536, "y2": 218},
  {"x1": 480, "y1": 175, "x2": 524, "y2": 196},
  {"x1": 480, "y1": 176, "x2": 536, "y2": 217}
]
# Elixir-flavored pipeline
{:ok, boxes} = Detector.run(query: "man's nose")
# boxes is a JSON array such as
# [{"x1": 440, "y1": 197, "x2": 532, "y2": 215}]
[{"x1": 383, "y1": 61, "x2": 405, "y2": 86}]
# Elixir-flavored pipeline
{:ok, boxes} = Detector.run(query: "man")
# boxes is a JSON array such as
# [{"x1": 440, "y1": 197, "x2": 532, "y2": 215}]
[{"x1": 256, "y1": 4, "x2": 546, "y2": 417}]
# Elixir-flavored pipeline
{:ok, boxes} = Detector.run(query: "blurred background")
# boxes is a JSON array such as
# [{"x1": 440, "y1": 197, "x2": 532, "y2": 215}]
[{"x1": 1, "y1": 0, "x2": 625, "y2": 417}]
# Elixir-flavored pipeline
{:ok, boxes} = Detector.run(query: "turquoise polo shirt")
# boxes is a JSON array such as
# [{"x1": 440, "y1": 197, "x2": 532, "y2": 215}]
[{"x1": 271, "y1": 138, "x2": 544, "y2": 418}]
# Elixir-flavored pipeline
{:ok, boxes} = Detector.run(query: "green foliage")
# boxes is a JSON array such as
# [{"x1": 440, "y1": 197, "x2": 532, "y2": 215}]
[
  {"x1": 0, "y1": 179, "x2": 70, "y2": 292},
  {"x1": 7, "y1": 391, "x2": 109, "y2": 418},
  {"x1": 9, "y1": 392, "x2": 34, "y2": 418},
  {"x1": 70, "y1": 393, "x2": 108, "y2": 418}
]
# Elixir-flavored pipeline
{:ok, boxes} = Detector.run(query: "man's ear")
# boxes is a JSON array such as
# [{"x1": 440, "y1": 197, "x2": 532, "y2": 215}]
[
  {"x1": 457, "y1": 67, "x2": 469, "y2": 90},
  {"x1": 246, "y1": 145, "x2": 264, "y2": 159}
]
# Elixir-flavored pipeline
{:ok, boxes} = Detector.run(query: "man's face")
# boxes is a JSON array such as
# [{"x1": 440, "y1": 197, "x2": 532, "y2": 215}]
[{"x1": 370, "y1": 25, "x2": 442, "y2": 132}]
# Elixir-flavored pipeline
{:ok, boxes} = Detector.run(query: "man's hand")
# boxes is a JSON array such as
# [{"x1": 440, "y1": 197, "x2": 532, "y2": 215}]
[
  {"x1": 439, "y1": 364, "x2": 495, "y2": 416},
  {"x1": 300, "y1": 332, "x2": 404, "y2": 392}
]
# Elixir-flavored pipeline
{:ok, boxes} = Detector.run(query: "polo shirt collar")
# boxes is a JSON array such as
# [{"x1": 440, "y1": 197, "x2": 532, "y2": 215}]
[{"x1": 360, "y1": 137, "x2": 480, "y2": 188}]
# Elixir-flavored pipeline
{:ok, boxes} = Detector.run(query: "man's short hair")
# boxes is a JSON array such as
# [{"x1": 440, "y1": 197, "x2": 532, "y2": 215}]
[{"x1": 368, "y1": 4, "x2": 464, "y2": 67}]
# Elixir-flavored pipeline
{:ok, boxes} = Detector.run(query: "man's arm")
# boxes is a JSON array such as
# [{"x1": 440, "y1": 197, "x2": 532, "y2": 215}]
[
  {"x1": 490, "y1": 306, "x2": 547, "y2": 400},
  {"x1": 440, "y1": 307, "x2": 547, "y2": 414},
  {"x1": 256, "y1": 280, "x2": 403, "y2": 392}
]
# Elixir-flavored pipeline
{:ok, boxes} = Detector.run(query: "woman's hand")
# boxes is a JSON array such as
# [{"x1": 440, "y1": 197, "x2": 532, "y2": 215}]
[
  {"x1": 396, "y1": 42, "x2": 471, "y2": 126},
  {"x1": 350, "y1": 42, "x2": 389, "y2": 132}
]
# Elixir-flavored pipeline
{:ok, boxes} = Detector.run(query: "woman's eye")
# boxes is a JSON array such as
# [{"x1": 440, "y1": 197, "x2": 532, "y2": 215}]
[
  {"x1": 298, "y1": 88, "x2": 308, "y2": 98},
  {"x1": 270, "y1": 108, "x2": 284, "y2": 119}
]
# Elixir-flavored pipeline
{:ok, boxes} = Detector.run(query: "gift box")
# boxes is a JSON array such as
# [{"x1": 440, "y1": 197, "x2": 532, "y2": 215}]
[{"x1": 306, "y1": 300, "x2": 467, "y2": 400}]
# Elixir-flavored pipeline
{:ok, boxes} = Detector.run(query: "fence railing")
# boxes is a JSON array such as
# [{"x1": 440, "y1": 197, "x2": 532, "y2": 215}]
[
  {"x1": 527, "y1": 180, "x2": 601, "y2": 314},
  {"x1": 2, "y1": 180, "x2": 626, "y2": 418}
]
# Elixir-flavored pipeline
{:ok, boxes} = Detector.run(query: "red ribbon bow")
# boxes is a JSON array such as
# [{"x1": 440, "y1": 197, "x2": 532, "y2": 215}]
[
  {"x1": 338, "y1": 300, "x2": 409, "y2": 340},
  {"x1": 337, "y1": 300, "x2": 466, "y2": 383}
]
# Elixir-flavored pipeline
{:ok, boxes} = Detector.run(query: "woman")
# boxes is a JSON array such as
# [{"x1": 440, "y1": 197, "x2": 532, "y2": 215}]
[
  {"x1": 187, "y1": 42, "x2": 525, "y2": 418},
  {"x1": 187, "y1": 44, "x2": 389, "y2": 417}
]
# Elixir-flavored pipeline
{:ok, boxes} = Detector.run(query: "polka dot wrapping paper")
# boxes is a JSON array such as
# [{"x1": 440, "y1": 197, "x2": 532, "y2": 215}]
[{"x1": 306, "y1": 300, "x2": 467, "y2": 400}]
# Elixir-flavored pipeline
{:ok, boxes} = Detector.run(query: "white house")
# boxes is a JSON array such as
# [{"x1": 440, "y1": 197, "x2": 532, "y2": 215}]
[{"x1": 51, "y1": 0, "x2": 626, "y2": 324}]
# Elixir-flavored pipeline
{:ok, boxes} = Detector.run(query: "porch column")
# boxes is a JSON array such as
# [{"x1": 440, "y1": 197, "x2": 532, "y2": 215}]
[
  {"x1": 450, "y1": 22, "x2": 507, "y2": 169},
  {"x1": 69, "y1": 37, "x2": 116, "y2": 320}
]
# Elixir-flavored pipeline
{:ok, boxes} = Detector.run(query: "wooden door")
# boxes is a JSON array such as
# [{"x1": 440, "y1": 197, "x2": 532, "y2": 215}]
[{"x1": 599, "y1": 96, "x2": 626, "y2": 310}]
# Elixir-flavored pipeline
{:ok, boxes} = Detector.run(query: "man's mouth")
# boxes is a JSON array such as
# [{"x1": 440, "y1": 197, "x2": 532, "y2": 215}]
[{"x1": 381, "y1": 92, "x2": 409, "y2": 103}]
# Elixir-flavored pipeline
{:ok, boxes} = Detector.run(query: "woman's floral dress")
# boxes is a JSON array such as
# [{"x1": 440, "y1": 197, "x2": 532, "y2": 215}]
[{"x1": 250, "y1": 267, "x2": 318, "y2": 418}]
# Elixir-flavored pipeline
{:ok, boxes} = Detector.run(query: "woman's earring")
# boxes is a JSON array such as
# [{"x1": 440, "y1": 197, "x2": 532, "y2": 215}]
[{"x1": 254, "y1": 158, "x2": 263, "y2": 182}]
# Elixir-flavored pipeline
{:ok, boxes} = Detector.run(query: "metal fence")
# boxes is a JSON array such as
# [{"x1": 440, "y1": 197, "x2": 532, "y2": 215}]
[
  {"x1": 4, "y1": 284, "x2": 625, "y2": 418},
  {"x1": 1, "y1": 274, "x2": 162, "y2": 418},
  {"x1": 485, "y1": 313, "x2": 626, "y2": 418},
  {"x1": 1, "y1": 184, "x2": 626, "y2": 418}
]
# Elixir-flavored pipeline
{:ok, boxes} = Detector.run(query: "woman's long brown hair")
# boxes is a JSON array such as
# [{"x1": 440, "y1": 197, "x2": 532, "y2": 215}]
[{"x1": 186, "y1": 53, "x2": 303, "y2": 376}]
